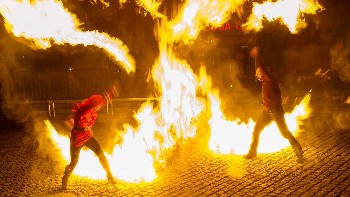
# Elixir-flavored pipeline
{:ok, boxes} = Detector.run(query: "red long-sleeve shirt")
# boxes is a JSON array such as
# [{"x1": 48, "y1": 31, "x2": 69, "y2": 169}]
[
  {"x1": 71, "y1": 95, "x2": 106, "y2": 147},
  {"x1": 69, "y1": 85, "x2": 120, "y2": 147},
  {"x1": 259, "y1": 67, "x2": 282, "y2": 110}
]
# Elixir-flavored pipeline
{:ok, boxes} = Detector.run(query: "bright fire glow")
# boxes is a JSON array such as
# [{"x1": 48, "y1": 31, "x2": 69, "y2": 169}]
[
  {"x1": 152, "y1": 50, "x2": 205, "y2": 139},
  {"x1": 135, "y1": 0, "x2": 166, "y2": 19},
  {"x1": 244, "y1": 0, "x2": 324, "y2": 34},
  {"x1": 12, "y1": 0, "x2": 320, "y2": 183},
  {"x1": 90, "y1": 0, "x2": 110, "y2": 8},
  {"x1": 0, "y1": 0, "x2": 135, "y2": 73},
  {"x1": 209, "y1": 91, "x2": 312, "y2": 154},
  {"x1": 44, "y1": 120, "x2": 108, "y2": 179},
  {"x1": 345, "y1": 96, "x2": 350, "y2": 104},
  {"x1": 167, "y1": 0, "x2": 244, "y2": 44},
  {"x1": 45, "y1": 116, "x2": 157, "y2": 182}
]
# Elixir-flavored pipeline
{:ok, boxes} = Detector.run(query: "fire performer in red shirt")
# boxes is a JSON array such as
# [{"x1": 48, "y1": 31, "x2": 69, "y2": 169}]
[
  {"x1": 62, "y1": 83, "x2": 121, "y2": 190},
  {"x1": 244, "y1": 47, "x2": 305, "y2": 163}
]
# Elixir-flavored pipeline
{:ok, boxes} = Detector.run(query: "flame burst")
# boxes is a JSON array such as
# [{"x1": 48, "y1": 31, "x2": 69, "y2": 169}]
[
  {"x1": 244, "y1": 0, "x2": 324, "y2": 34},
  {"x1": 167, "y1": 0, "x2": 244, "y2": 44},
  {"x1": 12, "y1": 0, "x2": 319, "y2": 183},
  {"x1": 209, "y1": 91, "x2": 312, "y2": 154},
  {"x1": 44, "y1": 120, "x2": 108, "y2": 179},
  {"x1": 135, "y1": 0, "x2": 166, "y2": 19},
  {"x1": 0, "y1": 0, "x2": 135, "y2": 73}
]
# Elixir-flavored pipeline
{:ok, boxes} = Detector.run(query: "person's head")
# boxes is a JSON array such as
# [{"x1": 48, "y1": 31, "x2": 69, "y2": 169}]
[
  {"x1": 84, "y1": 95, "x2": 103, "y2": 111},
  {"x1": 73, "y1": 95, "x2": 104, "y2": 115}
]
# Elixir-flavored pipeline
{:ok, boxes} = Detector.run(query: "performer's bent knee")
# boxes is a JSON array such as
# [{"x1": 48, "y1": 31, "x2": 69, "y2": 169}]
[{"x1": 69, "y1": 161, "x2": 78, "y2": 168}]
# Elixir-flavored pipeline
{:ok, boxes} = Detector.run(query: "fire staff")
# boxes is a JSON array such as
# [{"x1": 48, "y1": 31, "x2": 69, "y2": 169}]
[
  {"x1": 244, "y1": 47, "x2": 305, "y2": 163},
  {"x1": 62, "y1": 83, "x2": 121, "y2": 190}
]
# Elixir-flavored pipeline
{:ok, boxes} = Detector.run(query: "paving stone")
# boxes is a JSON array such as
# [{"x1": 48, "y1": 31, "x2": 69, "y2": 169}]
[{"x1": 1, "y1": 110, "x2": 350, "y2": 196}]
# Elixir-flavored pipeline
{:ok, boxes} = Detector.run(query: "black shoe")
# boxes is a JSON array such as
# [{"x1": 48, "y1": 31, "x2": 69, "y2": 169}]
[
  {"x1": 244, "y1": 153, "x2": 257, "y2": 160},
  {"x1": 107, "y1": 174, "x2": 117, "y2": 184}
]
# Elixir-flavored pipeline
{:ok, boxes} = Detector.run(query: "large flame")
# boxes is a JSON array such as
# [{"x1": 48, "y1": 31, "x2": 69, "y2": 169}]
[
  {"x1": 244, "y1": 0, "x2": 324, "y2": 34},
  {"x1": 135, "y1": 0, "x2": 166, "y2": 19},
  {"x1": 44, "y1": 120, "x2": 108, "y2": 179},
  {"x1": 45, "y1": 114, "x2": 158, "y2": 182},
  {"x1": 166, "y1": 0, "x2": 244, "y2": 44},
  {"x1": 0, "y1": 0, "x2": 135, "y2": 73},
  {"x1": 209, "y1": 90, "x2": 312, "y2": 155},
  {"x1": 17, "y1": 0, "x2": 320, "y2": 183}
]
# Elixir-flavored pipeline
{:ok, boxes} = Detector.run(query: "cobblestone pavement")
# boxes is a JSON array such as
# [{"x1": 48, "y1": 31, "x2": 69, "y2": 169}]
[{"x1": 1, "y1": 107, "x2": 350, "y2": 197}]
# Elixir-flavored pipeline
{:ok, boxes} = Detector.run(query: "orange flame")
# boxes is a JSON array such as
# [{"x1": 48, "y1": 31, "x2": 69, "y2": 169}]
[
  {"x1": 135, "y1": 0, "x2": 166, "y2": 19},
  {"x1": 119, "y1": 0, "x2": 128, "y2": 8},
  {"x1": 25, "y1": 0, "x2": 318, "y2": 183},
  {"x1": 167, "y1": 0, "x2": 244, "y2": 44},
  {"x1": 0, "y1": 0, "x2": 135, "y2": 73},
  {"x1": 90, "y1": 0, "x2": 110, "y2": 7},
  {"x1": 44, "y1": 120, "x2": 108, "y2": 179},
  {"x1": 244, "y1": 0, "x2": 324, "y2": 34},
  {"x1": 152, "y1": 50, "x2": 205, "y2": 138},
  {"x1": 45, "y1": 118, "x2": 157, "y2": 182},
  {"x1": 209, "y1": 90, "x2": 312, "y2": 155},
  {"x1": 345, "y1": 96, "x2": 350, "y2": 104},
  {"x1": 315, "y1": 68, "x2": 331, "y2": 80}
]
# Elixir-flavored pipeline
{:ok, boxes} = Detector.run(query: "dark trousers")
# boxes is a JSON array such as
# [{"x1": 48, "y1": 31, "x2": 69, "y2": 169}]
[
  {"x1": 248, "y1": 105, "x2": 303, "y2": 156},
  {"x1": 63, "y1": 137, "x2": 112, "y2": 177}
]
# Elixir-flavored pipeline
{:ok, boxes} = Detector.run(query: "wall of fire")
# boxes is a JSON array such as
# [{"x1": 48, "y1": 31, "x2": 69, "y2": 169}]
[
  {"x1": 0, "y1": 1, "x2": 310, "y2": 102},
  {"x1": 2, "y1": 24, "x2": 298, "y2": 101}
]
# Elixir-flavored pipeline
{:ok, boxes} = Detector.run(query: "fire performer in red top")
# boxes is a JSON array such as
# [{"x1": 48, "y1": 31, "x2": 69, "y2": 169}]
[
  {"x1": 244, "y1": 47, "x2": 305, "y2": 163},
  {"x1": 62, "y1": 83, "x2": 121, "y2": 190}
]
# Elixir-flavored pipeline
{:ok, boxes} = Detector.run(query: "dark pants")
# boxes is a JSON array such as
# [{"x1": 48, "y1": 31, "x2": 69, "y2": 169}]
[
  {"x1": 63, "y1": 137, "x2": 112, "y2": 177},
  {"x1": 248, "y1": 105, "x2": 303, "y2": 156}
]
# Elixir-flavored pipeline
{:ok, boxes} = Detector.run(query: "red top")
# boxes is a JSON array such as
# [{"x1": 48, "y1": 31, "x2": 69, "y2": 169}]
[
  {"x1": 70, "y1": 94, "x2": 106, "y2": 147},
  {"x1": 259, "y1": 67, "x2": 282, "y2": 110},
  {"x1": 69, "y1": 84, "x2": 120, "y2": 147}
]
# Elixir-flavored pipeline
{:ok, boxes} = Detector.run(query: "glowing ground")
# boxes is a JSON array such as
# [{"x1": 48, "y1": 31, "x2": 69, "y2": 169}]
[{"x1": 1, "y1": 105, "x2": 350, "y2": 197}]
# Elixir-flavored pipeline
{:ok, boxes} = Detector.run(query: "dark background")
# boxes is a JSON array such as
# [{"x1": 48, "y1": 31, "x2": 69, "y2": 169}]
[{"x1": 0, "y1": 0, "x2": 349, "y2": 108}]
